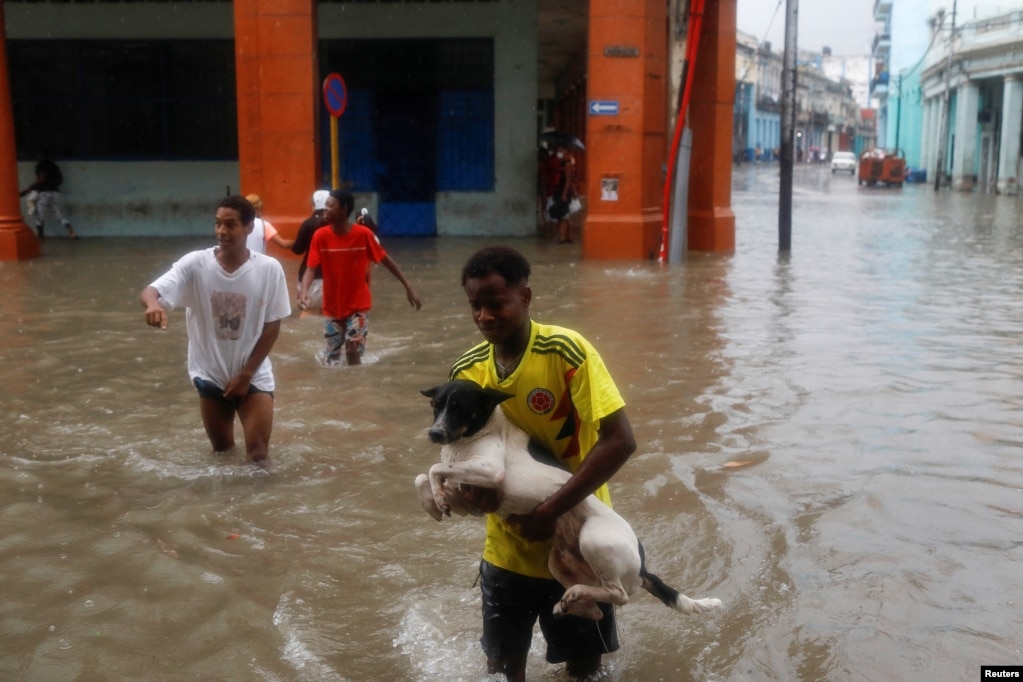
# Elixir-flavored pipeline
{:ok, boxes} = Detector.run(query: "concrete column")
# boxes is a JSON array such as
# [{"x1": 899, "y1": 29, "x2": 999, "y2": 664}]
[
  {"x1": 234, "y1": 0, "x2": 320, "y2": 243},
  {"x1": 0, "y1": 2, "x2": 38, "y2": 261},
  {"x1": 921, "y1": 98, "x2": 932, "y2": 173},
  {"x1": 687, "y1": 0, "x2": 736, "y2": 251},
  {"x1": 996, "y1": 75, "x2": 1023, "y2": 196},
  {"x1": 583, "y1": 0, "x2": 667, "y2": 260},
  {"x1": 932, "y1": 94, "x2": 950, "y2": 183},
  {"x1": 877, "y1": 103, "x2": 888, "y2": 150},
  {"x1": 952, "y1": 81, "x2": 979, "y2": 191}
]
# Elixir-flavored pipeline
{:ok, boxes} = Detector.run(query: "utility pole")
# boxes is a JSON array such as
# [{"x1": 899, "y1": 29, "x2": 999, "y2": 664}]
[
  {"x1": 894, "y1": 72, "x2": 902, "y2": 152},
  {"x1": 779, "y1": 0, "x2": 798, "y2": 251},
  {"x1": 933, "y1": 0, "x2": 956, "y2": 191}
]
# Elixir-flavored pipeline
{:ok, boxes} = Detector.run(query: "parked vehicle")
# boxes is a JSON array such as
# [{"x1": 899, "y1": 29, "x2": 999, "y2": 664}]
[
  {"x1": 858, "y1": 149, "x2": 905, "y2": 188},
  {"x1": 831, "y1": 151, "x2": 857, "y2": 174}
]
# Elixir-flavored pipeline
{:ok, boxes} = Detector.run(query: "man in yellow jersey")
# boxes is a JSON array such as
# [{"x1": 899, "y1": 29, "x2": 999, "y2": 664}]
[{"x1": 449, "y1": 246, "x2": 636, "y2": 681}]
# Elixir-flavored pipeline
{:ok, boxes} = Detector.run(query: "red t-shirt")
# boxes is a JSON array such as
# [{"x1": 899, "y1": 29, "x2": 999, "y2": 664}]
[{"x1": 306, "y1": 223, "x2": 387, "y2": 319}]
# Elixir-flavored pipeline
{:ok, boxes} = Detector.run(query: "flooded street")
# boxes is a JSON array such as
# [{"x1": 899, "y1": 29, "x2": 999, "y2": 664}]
[{"x1": 2, "y1": 165, "x2": 1022, "y2": 681}]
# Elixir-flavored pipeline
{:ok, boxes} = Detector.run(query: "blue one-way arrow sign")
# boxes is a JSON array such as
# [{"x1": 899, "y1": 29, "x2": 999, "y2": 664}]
[{"x1": 589, "y1": 100, "x2": 620, "y2": 116}]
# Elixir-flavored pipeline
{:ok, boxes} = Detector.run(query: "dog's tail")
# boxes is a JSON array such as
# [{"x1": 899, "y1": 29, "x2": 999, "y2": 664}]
[{"x1": 638, "y1": 542, "x2": 723, "y2": 615}]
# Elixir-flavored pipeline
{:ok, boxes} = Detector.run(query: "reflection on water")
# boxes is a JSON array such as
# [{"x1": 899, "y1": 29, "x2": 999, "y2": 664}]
[{"x1": 2, "y1": 168, "x2": 1022, "y2": 681}]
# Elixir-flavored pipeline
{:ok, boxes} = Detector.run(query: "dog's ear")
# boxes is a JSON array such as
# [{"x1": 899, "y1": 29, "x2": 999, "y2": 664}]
[
  {"x1": 484, "y1": 387, "x2": 514, "y2": 405},
  {"x1": 421, "y1": 387, "x2": 438, "y2": 399}
]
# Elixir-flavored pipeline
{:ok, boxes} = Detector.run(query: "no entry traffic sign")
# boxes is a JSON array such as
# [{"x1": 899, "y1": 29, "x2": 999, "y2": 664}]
[
  {"x1": 322, "y1": 72, "x2": 348, "y2": 118},
  {"x1": 323, "y1": 72, "x2": 348, "y2": 189}
]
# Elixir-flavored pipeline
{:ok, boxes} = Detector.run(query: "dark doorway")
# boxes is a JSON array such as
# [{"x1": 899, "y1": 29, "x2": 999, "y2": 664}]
[
  {"x1": 375, "y1": 91, "x2": 437, "y2": 236},
  {"x1": 320, "y1": 38, "x2": 494, "y2": 237}
]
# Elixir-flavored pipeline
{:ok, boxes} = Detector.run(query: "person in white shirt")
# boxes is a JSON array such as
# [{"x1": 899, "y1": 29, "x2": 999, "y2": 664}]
[
  {"x1": 140, "y1": 195, "x2": 292, "y2": 463},
  {"x1": 244, "y1": 193, "x2": 294, "y2": 254}
]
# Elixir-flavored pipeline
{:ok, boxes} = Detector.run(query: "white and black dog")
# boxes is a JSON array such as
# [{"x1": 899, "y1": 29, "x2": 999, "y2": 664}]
[{"x1": 415, "y1": 379, "x2": 722, "y2": 621}]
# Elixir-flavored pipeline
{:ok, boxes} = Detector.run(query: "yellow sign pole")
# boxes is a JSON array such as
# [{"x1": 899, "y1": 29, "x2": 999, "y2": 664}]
[{"x1": 330, "y1": 115, "x2": 340, "y2": 190}]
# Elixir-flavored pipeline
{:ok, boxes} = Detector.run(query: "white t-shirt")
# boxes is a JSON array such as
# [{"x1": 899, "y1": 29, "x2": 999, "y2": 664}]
[
  {"x1": 245, "y1": 218, "x2": 278, "y2": 254},
  {"x1": 150, "y1": 248, "x2": 291, "y2": 391}
]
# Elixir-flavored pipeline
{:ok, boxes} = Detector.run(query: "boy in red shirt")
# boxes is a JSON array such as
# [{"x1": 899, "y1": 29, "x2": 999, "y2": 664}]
[{"x1": 299, "y1": 190, "x2": 422, "y2": 365}]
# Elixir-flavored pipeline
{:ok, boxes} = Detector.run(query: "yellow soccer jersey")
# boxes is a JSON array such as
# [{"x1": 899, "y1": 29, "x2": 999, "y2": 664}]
[{"x1": 449, "y1": 320, "x2": 626, "y2": 578}]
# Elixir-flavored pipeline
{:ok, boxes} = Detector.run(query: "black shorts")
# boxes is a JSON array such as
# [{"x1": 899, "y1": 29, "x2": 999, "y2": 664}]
[
  {"x1": 192, "y1": 377, "x2": 272, "y2": 409},
  {"x1": 478, "y1": 560, "x2": 618, "y2": 665}
]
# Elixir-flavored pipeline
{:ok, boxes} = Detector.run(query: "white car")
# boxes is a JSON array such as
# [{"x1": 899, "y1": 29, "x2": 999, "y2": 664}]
[{"x1": 831, "y1": 151, "x2": 857, "y2": 174}]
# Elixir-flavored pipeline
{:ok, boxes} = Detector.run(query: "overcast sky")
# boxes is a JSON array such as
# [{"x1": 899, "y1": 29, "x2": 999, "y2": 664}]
[{"x1": 737, "y1": 0, "x2": 879, "y2": 56}]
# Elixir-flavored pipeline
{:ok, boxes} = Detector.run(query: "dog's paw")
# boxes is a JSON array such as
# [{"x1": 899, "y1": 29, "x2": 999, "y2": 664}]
[
  {"x1": 553, "y1": 595, "x2": 604, "y2": 621},
  {"x1": 415, "y1": 474, "x2": 445, "y2": 521},
  {"x1": 420, "y1": 498, "x2": 444, "y2": 522},
  {"x1": 553, "y1": 586, "x2": 606, "y2": 620},
  {"x1": 432, "y1": 493, "x2": 452, "y2": 517}
]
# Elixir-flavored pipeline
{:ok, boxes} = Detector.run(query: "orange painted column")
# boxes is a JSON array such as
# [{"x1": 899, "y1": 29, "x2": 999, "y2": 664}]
[
  {"x1": 234, "y1": 0, "x2": 320, "y2": 248},
  {"x1": 583, "y1": 0, "x2": 667, "y2": 261},
  {"x1": 0, "y1": 3, "x2": 39, "y2": 261},
  {"x1": 687, "y1": 0, "x2": 736, "y2": 252}
]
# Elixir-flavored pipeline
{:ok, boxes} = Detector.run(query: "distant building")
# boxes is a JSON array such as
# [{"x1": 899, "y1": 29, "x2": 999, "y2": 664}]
[
  {"x1": 734, "y1": 30, "x2": 759, "y2": 161},
  {"x1": 822, "y1": 52, "x2": 874, "y2": 110},
  {"x1": 920, "y1": 6, "x2": 1023, "y2": 194},
  {"x1": 733, "y1": 36, "x2": 870, "y2": 162},
  {"x1": 871, "y1": 0, "x2": 930, "y2": 161},
  {"x1": 753, "y1": 40, "x2": 784, "y2": 160}
]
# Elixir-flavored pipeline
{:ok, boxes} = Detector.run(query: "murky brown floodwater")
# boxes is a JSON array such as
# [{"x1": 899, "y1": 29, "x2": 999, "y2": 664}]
[{"x1": 2, "y1": 167, "x2": 1022, "y2": 681}]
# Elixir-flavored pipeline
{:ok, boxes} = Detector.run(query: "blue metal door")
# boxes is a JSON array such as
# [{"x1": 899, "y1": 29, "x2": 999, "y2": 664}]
[{"x1": 374, "y1": 91, "x2": 437, "y2": 236}]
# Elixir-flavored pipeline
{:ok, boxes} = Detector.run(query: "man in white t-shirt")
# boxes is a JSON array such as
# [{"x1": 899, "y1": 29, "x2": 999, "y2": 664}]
[{"x1": 140, "y1": 195, "x2": 292, "y2": 463}]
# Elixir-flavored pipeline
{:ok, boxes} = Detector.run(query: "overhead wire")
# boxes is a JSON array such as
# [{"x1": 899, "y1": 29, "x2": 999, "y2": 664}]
[{"x1": 737, "y1": 0, "x2": 784, "y2": 86}]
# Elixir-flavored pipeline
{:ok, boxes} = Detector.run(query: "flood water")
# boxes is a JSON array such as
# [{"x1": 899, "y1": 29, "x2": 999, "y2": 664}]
[{"x1": 2, "y1": 166, "x2": 1022, "y2": 681}]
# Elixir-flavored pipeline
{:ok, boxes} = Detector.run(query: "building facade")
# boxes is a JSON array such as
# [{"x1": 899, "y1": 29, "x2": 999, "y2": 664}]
[
  {"x1": 870, "y1": 0, "x2": 931, "y2": 158},
  {"x1": 920, "y1": 7, "x2": 1023, "y2": 194},
  {"x1": 1, "y1": 0, "x2": 740, "y2": 259},
  {"x1": 6, "y1": 0, "x2": 541, "y2": 237},
  {"x1": 734, "y1": 30, "x2": 757, "y2": 162},
  {"x1": 823, "y1": 53, "x2": 874, "y2": 110},
  {"x1": 795, "y1": 48, "x2": 868, "y2": 160}
]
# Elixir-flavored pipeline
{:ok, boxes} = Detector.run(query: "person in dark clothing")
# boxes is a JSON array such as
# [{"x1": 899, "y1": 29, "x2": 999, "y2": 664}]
[
  {"x1": 20, "y1": 158, "x2": 77, "y2": 240},
  {"x1": 292, "y1": 190, "x2": 330, "y2": 314},
  {"x1": 543, "y1": 145, "x2": 576, "y2": 244}
]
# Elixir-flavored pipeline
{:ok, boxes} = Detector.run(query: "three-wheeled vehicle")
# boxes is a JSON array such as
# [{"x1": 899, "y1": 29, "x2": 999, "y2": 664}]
[{"x1": 858, "y1": 149, "x2": 906, "y2": 187}]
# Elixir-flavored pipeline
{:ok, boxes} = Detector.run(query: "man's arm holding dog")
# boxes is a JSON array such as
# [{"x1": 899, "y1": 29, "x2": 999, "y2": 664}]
[{"x1": 507, "y1": 408, "x2": 636, "y2": 541}]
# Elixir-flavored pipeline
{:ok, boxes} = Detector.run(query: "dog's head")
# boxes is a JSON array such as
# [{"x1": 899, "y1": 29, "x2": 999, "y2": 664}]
[{"x1": 421, "y1": 379, "x2": 512, "y2": 445}]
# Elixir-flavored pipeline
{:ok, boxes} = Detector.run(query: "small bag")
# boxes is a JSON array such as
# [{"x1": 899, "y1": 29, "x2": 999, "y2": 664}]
[
  {"x1": 568, "y1": 197, "x2": 582, "y2": 214},
  {"x1": 548, "y1": 199, "x2": 570, "y2": 220},
  {"x1": 25, "y1": 190, "x2": 38, "y2": 216}
]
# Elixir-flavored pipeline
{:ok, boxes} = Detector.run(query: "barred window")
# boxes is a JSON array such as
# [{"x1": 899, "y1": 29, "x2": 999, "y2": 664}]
[{"x1": 9, "y1": 40, "x2": 238, "y2": 160}]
